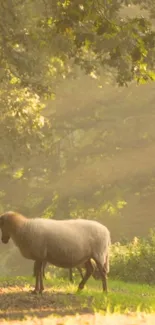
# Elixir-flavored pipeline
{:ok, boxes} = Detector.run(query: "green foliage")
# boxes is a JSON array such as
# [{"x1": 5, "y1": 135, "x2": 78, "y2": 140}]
[
  {"x1": 0, "y1": 85, "x2": 46, "y2": 166},
  {"x1": 1, "y1": 0, "x2": 155, "y2": 94},
  {"x1": 69, "y1": 197, "x2": 127, "y2": 220},
  {"x1": 111, "y1": 229, "x2": 155, "y2": 284}
]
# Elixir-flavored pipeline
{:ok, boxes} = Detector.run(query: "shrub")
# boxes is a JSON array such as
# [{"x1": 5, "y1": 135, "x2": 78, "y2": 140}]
[{"x1": 110, "y1": 228, "x2": 155, "y2": 284}]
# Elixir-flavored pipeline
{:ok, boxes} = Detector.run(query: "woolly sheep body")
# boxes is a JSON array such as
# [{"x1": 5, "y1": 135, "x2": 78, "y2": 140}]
[
  {"x1": 35, "y1": 259, "x2": 98, "y2": 282},
  {"x1": 9, "y1": 216, "x2": 110, "y2": 268},
  {"x1": 0, "y1": 211, "x2": 111, "y2": 293}
]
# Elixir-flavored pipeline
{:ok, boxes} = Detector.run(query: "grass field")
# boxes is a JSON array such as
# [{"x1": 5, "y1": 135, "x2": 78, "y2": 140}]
[{"x1": 0, "y1": 275, "x2": 155, "y2": 324}]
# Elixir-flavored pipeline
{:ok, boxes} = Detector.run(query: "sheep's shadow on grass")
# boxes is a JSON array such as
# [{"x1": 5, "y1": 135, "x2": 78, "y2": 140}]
[{"x1": 0, "y1": 287, "x2": 94, "y2": 321}]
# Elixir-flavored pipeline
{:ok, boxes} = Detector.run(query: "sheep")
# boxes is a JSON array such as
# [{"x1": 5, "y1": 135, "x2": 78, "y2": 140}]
[
  {"x1": 33, "y1": 260, "x2": 84, "y2": 282},
  {"x1": 69, "y1": 259, "x2": 103, "y2": 282},
  {"x1": 33, "y1": 260, "x2": 47, "y2": 279},
  {"x1": 33, "y1": 261, "x2": 97, "y2": 282},
  {"x1": 69, "y1": 267, "x2": 84, "y2": 282},
  {"x1": 0, "y1": 211, "x2": 111, "y2": 294}
]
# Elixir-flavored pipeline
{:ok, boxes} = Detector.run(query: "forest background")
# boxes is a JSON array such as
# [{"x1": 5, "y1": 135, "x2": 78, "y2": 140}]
[{"x1": 1, "y1": 0, "x2": 155, "y2": 277}]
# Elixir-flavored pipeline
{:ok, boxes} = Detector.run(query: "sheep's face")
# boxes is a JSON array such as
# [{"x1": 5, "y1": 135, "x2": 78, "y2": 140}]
[{"x1": 0, "y1": 215, "x2": 10, "y2": 244}]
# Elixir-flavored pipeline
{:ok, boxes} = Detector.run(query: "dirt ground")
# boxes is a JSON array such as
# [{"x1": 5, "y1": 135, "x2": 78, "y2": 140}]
[{"x1": 0, "y1": 285, "x2": 154, "y2": 324}]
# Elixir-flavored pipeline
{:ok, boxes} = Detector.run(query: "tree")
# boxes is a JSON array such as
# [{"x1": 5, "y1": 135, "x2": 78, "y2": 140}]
[
  {"x1": 0, "y1": 0, "x2": 155, "y2": 237},
  {"x1": 0, "y1": 0, "x2": 155, "y2": 95}
]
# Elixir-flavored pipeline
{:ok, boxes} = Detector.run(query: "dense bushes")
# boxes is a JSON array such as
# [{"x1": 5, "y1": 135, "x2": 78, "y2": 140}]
[{"x1": 110, "y1": 229, "x2": 155, "y2": 284}]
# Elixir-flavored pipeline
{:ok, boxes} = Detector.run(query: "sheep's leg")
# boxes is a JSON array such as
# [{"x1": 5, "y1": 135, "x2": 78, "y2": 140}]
[
  {"x1": 33, "y1": 261, "x2": 37, "y2": 277},
  {"x1": 92, "y1": 267, "x2": 100, "y2": 280},
  {"x1": 33, "y1": 260, "x2": 47, "y2": 280},
  {"x1": 32, "y1": 261, "x2": 42, "y2": 294},
  {"x1": 39, "y1": 263, "x2": 45, "y2": 294},
  {"x1": 42, "y1": 261, "x2": 47, "y2": 280},
  {"x1": 69, "y1": 268, "x2": 73, "y2": 283},
  {"x1": 95, "y1": 260, "x2": 107, "y2": 293},
  {"x1": 77, "y1": 267, "x2": 84, "y2": 280},
  {"x1": 77, "y1": 260, "x2": 94, "y2": 291}
]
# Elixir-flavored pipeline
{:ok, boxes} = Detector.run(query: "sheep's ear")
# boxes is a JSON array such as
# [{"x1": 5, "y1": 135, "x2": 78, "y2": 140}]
[{"x1": 0, "y1": 216, "x2": 4, "y2": 227}]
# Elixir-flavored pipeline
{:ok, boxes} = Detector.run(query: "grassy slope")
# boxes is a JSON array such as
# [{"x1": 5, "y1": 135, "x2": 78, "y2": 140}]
[{"x1": 0, "y1": 275, "x2": 155, "y2": 324}]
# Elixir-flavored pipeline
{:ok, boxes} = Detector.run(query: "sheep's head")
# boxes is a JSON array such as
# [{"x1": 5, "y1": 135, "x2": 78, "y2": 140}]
[{"x1": 0, "y1": 211, "x2": 13, "y2": 244}]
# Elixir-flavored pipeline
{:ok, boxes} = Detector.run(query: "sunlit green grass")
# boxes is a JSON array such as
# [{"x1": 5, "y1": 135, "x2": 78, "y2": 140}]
[{"x1": 0, "y1": 275, "x2": 155, "y2": 314}]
